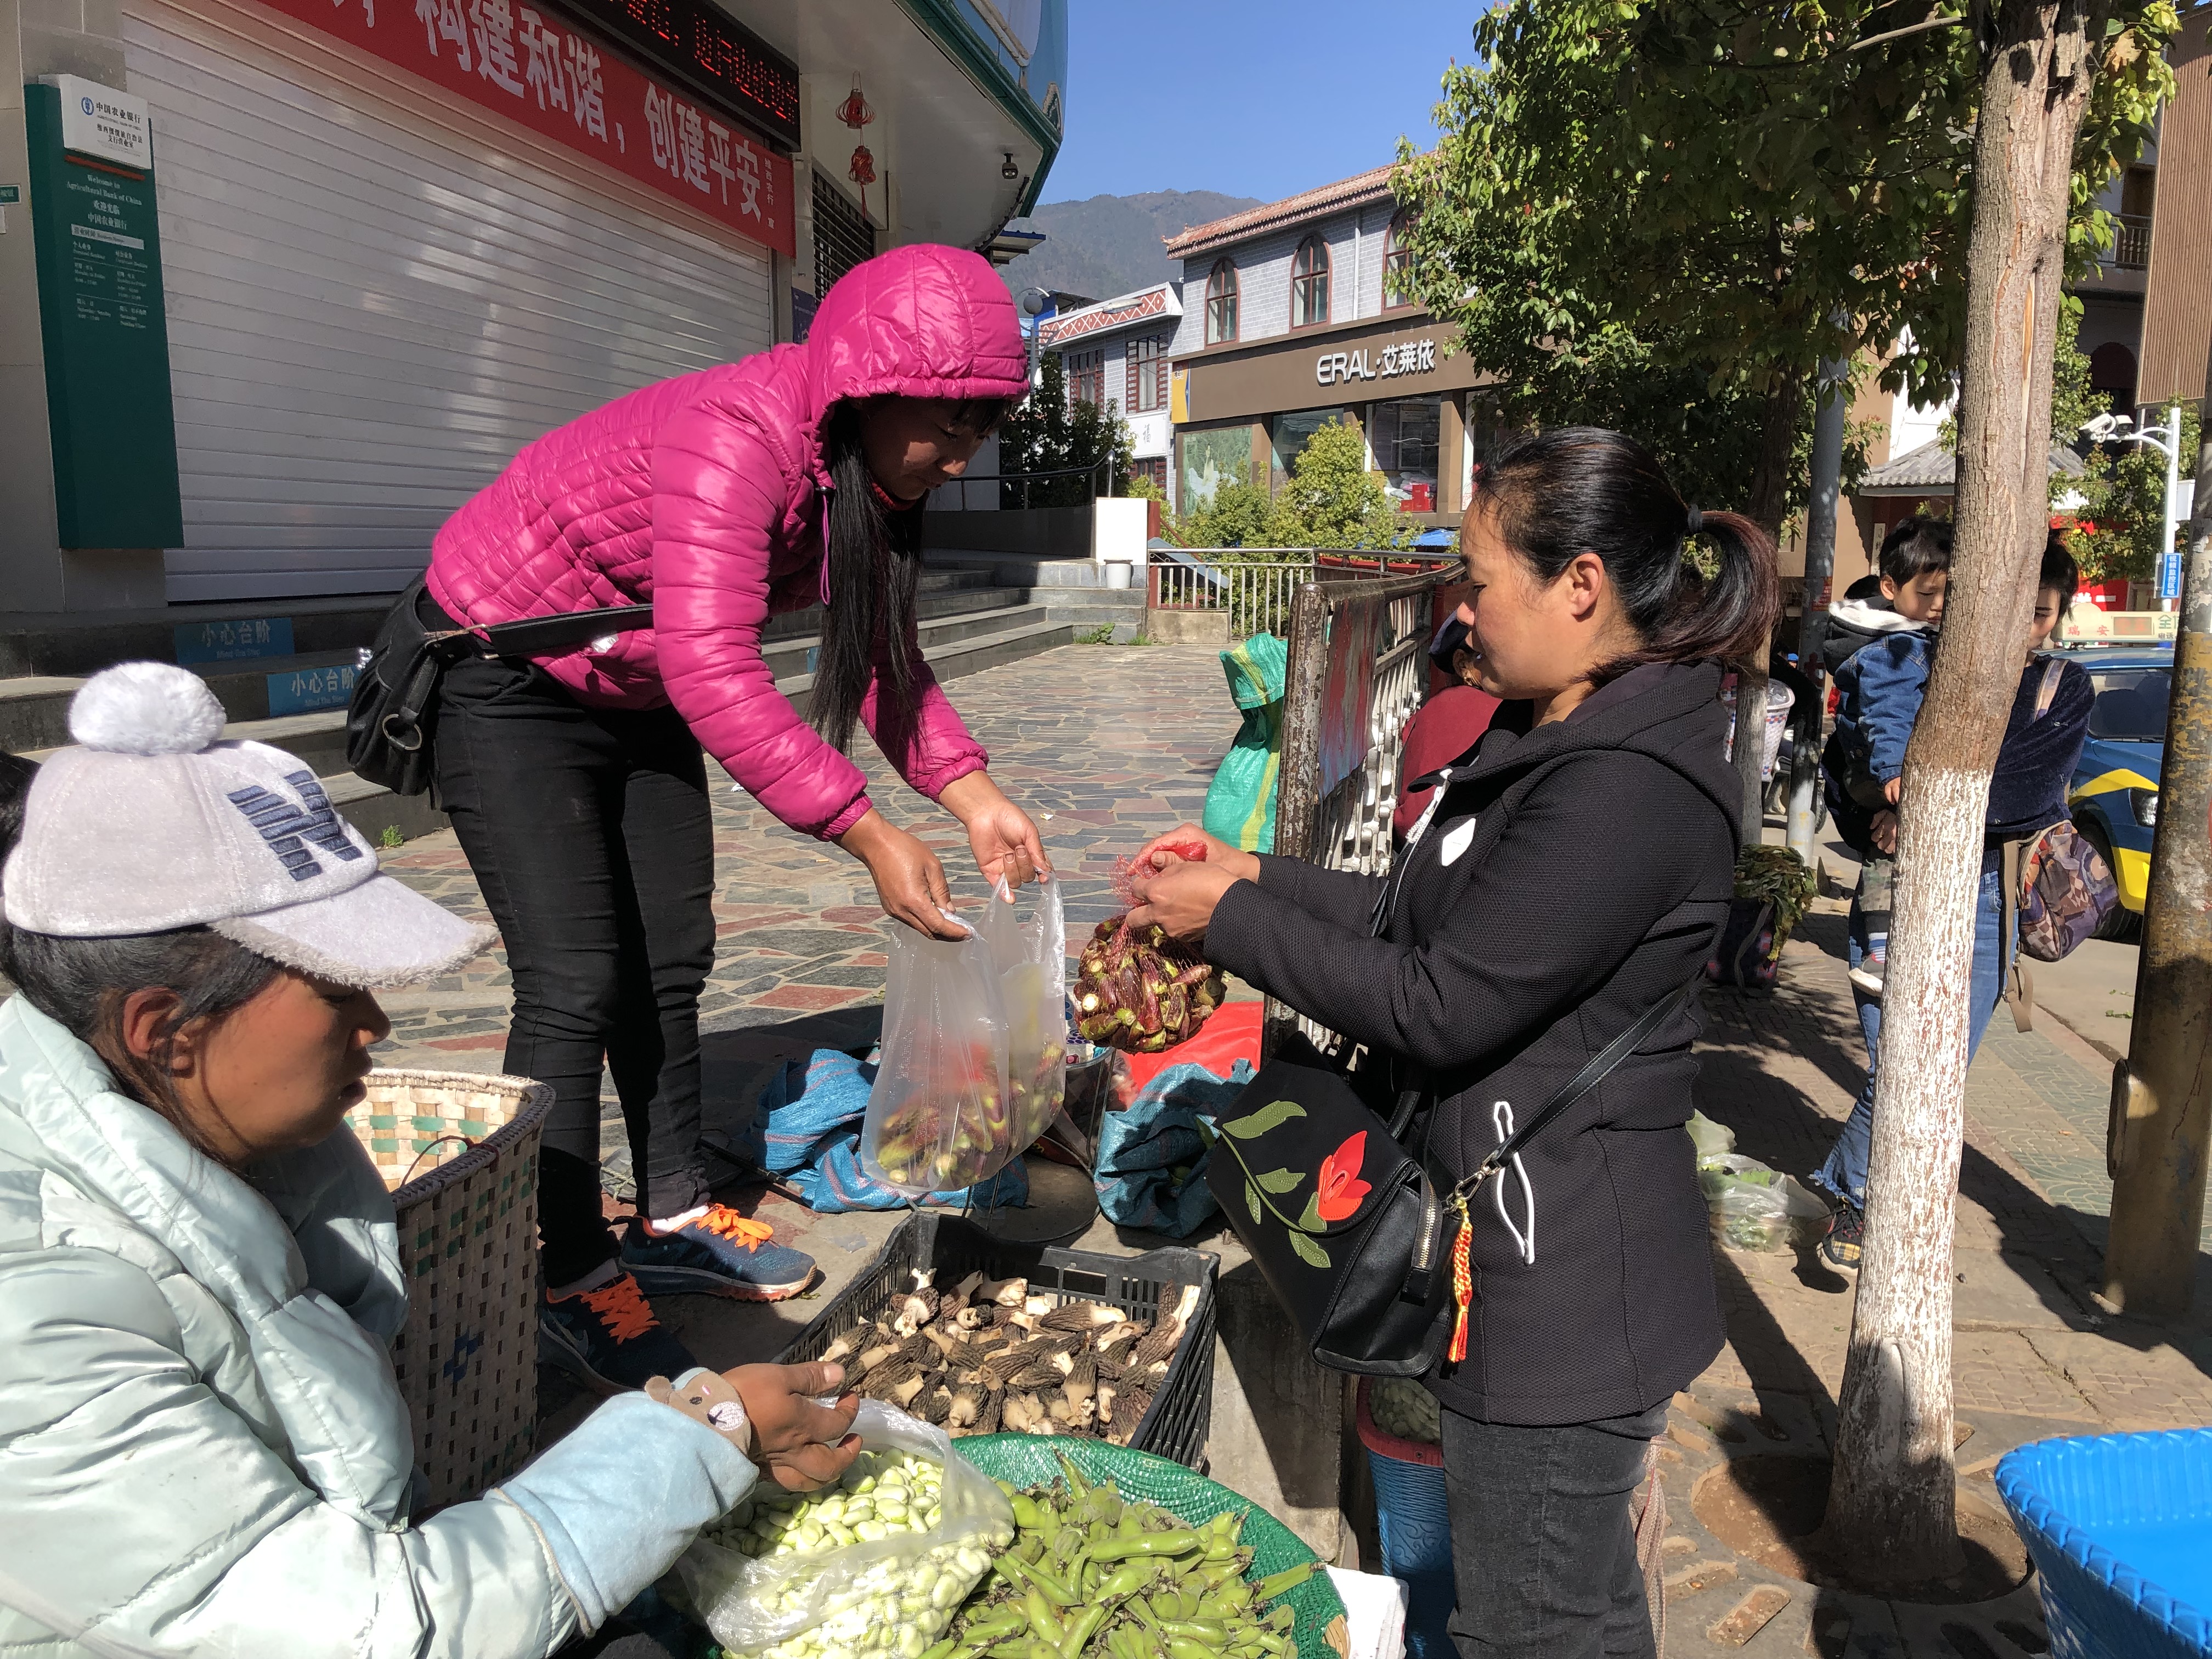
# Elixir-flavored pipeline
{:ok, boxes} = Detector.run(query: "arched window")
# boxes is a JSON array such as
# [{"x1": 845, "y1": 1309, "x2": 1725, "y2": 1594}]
[
  {"x1": 1291, "y1": 236, "x2": 1330, "y2": 329},
  {"x1": 1205, "y1": 259, "x2": 1239, "y2": 345},
  {"x1": 1383, "y1": 211, "x2": 1415, "y2": 309}
]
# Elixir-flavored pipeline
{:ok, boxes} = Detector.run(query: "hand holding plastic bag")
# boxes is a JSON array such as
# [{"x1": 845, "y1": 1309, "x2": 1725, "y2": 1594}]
[
  {"x1": 861, "y1": 877, "x2": 1068, "y2": 1198},
  {"x1": 678, "y1": 1402, "x2": 1015, "y2": 1658}
]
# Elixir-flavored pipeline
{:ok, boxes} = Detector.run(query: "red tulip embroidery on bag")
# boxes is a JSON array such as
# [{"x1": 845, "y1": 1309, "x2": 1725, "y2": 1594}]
[
  {"x1": 1207, "y1": 1105, "x2": 1381, "y2": 1271},
  {"x1": 1314, "y1": 1132, "x2": 1372, "y2": 1222}
]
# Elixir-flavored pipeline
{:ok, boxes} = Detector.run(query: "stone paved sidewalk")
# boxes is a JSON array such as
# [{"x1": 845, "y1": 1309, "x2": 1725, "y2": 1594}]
[
  {"x1": 1660, "y1": 902, "x2": 2212, "y2": 1659},
  {"x1": 367, "y1": 641, "x2": 2212, "y2": 1654},
  {"x1": 371, "y1": 641, "x2": 1233, "y2": 1076}
]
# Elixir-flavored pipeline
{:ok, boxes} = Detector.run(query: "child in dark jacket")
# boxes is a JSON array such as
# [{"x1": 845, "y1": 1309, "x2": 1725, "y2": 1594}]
[{"x1": 1822, "y1": 517, "x2": 1953, "y2": 996}]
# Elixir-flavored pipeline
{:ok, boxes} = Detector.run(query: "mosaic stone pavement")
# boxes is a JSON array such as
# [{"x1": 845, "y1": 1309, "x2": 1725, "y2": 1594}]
[
  {"x1": 372, "y1": 640, "x2": 1234, "y2": 1077},
  {"x1": 375, "y1": 640, "x2": 2212, "y2": 1444}
]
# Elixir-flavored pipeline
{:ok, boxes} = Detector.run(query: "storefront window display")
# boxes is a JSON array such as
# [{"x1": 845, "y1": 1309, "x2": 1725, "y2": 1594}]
[
  {"x1": 1181, "y1": 424, "x2": 1255, "y2": 511},
  {"x1": 1271, "y1": 408, "x2": 1345, "y2": 488},
  {"x1": 1370, "y1": 396, "x2": 1441, "y2": 512}
]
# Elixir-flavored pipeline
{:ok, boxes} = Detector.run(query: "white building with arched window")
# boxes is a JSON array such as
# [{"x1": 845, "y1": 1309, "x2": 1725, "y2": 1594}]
[{"x1": 1161, "y1": 163, "x2": 1489, "y2": 533}]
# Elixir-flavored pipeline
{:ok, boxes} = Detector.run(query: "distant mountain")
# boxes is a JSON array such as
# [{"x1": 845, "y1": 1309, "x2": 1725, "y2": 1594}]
[{"x1": 998, "y1": 190, "x2": 1263, "y2": 307}]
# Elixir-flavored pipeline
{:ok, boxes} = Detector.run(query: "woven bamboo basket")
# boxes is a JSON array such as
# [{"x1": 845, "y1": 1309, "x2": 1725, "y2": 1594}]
[{"x1": 346, "y1": 1068, "x2": 551, "y2": 1510}]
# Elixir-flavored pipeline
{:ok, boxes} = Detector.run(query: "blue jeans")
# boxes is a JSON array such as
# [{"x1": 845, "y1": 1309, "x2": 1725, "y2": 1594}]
[{"x1": 1812, "y1": 848, "x2": 2007, "y2": 1211}]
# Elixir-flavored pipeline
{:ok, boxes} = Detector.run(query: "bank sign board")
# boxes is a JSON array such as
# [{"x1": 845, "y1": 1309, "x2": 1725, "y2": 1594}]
[
  {"x1": 53, "y1": 76, "x2": 153, "y2": 168},
  {"x1": 253, "y1": 0, "x2": 794, "y2": 253},
  {"x1": 25, "y1": 78, "x2": 184, "y2": 550}
]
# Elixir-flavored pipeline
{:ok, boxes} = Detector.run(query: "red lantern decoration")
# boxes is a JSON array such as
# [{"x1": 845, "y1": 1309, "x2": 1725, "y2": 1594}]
[
  {"x1": 836, "y1": 78, "x2": 874, "y2": 131},
  {"x1": 849, "y1": 144, "x2": 877, "y2": 217}
]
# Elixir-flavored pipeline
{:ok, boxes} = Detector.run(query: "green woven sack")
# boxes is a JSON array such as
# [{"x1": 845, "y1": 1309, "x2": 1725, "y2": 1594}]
[
  {"x1": 957, "y1": 1435, "x2": 1349, "y2": 1659},
  {"x1": 1201, "y1": 634, "x2": 1289, "y2": 854}
]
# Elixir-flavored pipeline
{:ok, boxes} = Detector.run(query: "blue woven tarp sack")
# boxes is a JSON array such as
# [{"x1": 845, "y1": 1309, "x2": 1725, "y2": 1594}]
[
  {"x1": 1092, "y1": 1058, "x2": 1251, "y2": 1237},
  {"x1": 745, "y1": 1049, "x2": 1027, "y2": 1212},
  {"x1": 1997, "y1": 1428, "x2": 2212, "y2": 1659}
]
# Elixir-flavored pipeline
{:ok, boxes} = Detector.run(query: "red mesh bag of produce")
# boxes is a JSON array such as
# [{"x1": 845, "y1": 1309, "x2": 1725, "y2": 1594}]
[{"x1": 1073, "y1": 845, "x2": 1228, "y2": 1053}]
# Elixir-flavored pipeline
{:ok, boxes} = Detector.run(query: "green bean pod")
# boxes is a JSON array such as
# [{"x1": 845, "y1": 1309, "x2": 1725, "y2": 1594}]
[
  {"x1": 999, "y1": 1552, "x2": 1077, "y2": 1608},
  {"x1": 1023, "y1": 1587, "x2": 1064, "y2": 1644},
  {"x1": 1090, "y1": 1530, "x2": 1201, "y2": 1562}
]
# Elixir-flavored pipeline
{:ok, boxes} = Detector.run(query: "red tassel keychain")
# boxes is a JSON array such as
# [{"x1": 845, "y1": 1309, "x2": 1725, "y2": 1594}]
[{"x1": 1446, "y1": 1191, "x2": 1475, "y2": 1363}]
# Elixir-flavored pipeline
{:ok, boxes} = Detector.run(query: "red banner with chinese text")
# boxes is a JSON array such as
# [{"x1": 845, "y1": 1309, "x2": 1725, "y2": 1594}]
[{"x1": 253, "y1": 0, "x2": 793, "y2": 255}]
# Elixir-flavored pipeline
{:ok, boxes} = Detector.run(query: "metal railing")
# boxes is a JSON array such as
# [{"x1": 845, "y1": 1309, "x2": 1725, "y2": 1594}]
[
  {"x1": 932, "y1": 453, "x2": 1121, "y2": 511},
  {"x1": 1148, "y1": 555, "x2": 1312, "y2": 640},
  {"x1": 1262, "y1": 564, "x2": 1464, "y2": 1062},
  {"x1": 2109, "y1": 212, "x2": 2153, "y2": 270}
]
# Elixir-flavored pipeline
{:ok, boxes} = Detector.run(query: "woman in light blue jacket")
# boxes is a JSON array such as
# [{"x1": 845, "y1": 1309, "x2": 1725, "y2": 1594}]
[{"x1": 0, "y1": 664, "x2": 856, "y2": 1659}]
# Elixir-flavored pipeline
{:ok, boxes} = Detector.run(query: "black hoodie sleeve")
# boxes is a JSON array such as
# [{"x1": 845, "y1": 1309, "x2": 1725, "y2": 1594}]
[
  {"x1": 1249, "y1": 854, "x2": 1383, "y2": 935},
  {"x1": 1205, "y1": 751, "x2": 1717, "y2": 1076},
  {"x1": 1986, "y1": 658, "x2": 2094, "y2": 842}
]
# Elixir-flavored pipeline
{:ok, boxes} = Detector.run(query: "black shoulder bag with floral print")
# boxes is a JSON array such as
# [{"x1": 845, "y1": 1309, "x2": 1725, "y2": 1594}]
[{"x1": 1203, "y1": 978, "x2": 1703, "y2": 1378}]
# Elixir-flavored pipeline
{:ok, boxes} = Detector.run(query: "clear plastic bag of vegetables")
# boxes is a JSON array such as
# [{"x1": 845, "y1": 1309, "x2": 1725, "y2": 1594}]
[
  {"x1": 978, "y1": 874, "x2": 1069, "y2": 1156},
  {"x1": 861, "y1": 879, "x2": 1068, "y2": 1198},
  {"x1": 677, "y1": 1401, "x2": 1016, "y2": 1659},
  {"x1": 1074, "y1": 845, "x2": 1229, "y2": 1054},
  {"x1": 1698, "y1": 1153, "x2": 1830, "y2": 1253}
]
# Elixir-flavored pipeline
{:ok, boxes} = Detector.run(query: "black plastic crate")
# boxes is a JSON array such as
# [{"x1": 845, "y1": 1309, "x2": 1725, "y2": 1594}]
[{"x1": 776, "y1": 1212, "x2": 1218, "y2": 1469}]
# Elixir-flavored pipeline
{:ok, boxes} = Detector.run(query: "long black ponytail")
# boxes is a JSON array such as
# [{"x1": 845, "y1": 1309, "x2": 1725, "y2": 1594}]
[{"x1": 812, "y1": 405, "x2": 922, "y2": 755}]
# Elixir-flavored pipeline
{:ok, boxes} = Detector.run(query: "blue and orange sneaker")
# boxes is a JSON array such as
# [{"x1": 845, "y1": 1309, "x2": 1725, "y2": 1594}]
[
  {"x1": 539, "y1": 1269, "x2": 699, "y2": 1393},
  {"x1": 619, "y1": 1205, "x2": 817, "y2": 1302}
]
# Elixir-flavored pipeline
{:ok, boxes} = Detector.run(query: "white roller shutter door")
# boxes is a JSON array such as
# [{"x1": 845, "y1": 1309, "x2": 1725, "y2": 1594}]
[{"x1": 122, "y1": 0, "x2": 775, "y2": 602}]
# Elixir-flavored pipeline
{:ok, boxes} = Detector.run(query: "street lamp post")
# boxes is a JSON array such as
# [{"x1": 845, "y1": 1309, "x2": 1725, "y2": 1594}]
[
  {"x1": 2081, "y1": 404, "x2": 2185, "y2": 608},
  {"x1": 1015, "y1": 286, "x2": 1050, "y2": 396},
  {"x1": 2102, "y1": 359, "x2": 2212, "y2": 1316}
]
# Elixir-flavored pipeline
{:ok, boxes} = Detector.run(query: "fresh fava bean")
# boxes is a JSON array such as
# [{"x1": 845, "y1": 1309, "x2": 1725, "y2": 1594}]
[
  {"x1": 939, "y1": 1460, "x2": 1312, "y2": 1659},
  {"x1": 692, "y1": 1448, "x2": 1010, "y2": 1659}
]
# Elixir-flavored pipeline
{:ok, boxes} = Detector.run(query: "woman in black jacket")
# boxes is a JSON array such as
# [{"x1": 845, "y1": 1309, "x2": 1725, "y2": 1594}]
[{"x1": 1129, "y1": 428, "x2": 1778, "y2": 1659}]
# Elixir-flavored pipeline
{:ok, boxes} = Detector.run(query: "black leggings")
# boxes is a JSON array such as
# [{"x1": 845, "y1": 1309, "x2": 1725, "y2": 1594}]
[{"x1": 431, "y1": 631, "x2": 716, "y2": 1286}]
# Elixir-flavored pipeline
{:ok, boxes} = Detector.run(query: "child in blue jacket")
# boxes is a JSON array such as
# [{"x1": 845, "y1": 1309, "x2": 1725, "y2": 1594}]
[{"x1": 1823, "y1": 517, "x2": 1953, "y2": 996}]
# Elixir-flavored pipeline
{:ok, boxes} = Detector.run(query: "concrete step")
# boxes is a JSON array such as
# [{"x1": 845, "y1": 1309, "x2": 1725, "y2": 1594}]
[
  {"x1": 0, "y1": 650, "x2": 366, "y2": 752},
  {"x1": 759, "y1": 578, "x2": 1024, "y2": 643},
  {"x1": 0, "y1": 572, "x2": 1003, "y2": 682},
  {"x1": 771, "y1": 614, "x2": 1075, "y2": 712},
  {"x1": 1054, "y1": 604, "x2": 1156, "y2": 641},
  {"x1": 0, "y1": 594, "x2": 393, "y2": 679},
  {"x1": 926, "y1": 552, "x2": 1131, "y2": 590},
  {"x1": 759, "y1": 599, "x2": 1057, "y2": 680},
  {"x1": 4, "y1": 606, "x2": 1074, "y2": 850}
]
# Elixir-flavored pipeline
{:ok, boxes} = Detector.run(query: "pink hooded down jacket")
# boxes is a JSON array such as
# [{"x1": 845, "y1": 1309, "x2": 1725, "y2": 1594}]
[{"x1": 426, "y1": 245, "x2": 1030, "y2": 840}]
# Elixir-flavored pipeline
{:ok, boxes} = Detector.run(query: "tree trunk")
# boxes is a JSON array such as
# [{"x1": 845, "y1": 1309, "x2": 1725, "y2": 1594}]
[
  {"x1": 1746, "y1": 371, "x2": 1805, "y2": 545},
  {"x1": 1821, "y1": 0, "x2": 2106, "y2": 1585}
]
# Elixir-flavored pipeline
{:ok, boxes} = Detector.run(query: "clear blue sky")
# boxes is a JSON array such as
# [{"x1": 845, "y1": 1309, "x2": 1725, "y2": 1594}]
[{"x1": 1040, "y1": 1, "x2": 1483, "y2": 205}]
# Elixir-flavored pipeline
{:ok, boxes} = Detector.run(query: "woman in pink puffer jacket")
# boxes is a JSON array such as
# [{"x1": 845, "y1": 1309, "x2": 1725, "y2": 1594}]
[{"x1": 423, "y1": 245, "x2": 1048, "y2": 1392}]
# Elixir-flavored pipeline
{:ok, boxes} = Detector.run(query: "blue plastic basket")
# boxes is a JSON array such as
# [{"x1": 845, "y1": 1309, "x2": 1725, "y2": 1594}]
[
  {"x1": 1996, "y1": 1429, "x2": 2212, "y2": 1659},
  {"x1": 1357, "y1": 1380, "x2": 1453, "y2": 1659}
]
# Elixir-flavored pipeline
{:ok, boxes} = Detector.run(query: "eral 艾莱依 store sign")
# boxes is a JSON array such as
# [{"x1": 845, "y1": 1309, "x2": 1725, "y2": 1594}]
[
  {"x1": 1316, "y1": 337, "x2": 1436, "y2": 386},
  {"x1": 1178, "y1": 318, "x2": 1480, "y2": 424}
]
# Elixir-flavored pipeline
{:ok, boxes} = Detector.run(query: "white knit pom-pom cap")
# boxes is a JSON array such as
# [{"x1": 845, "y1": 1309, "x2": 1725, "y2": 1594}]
[{"x1": 68, "y1": 662, "x2": 227, "y2": 755}]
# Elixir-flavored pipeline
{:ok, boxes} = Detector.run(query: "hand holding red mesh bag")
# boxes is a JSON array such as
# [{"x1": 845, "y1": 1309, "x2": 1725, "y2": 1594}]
[{"x1": 1073, "y1": 844, "x2": 1229, "y2": 1053}]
